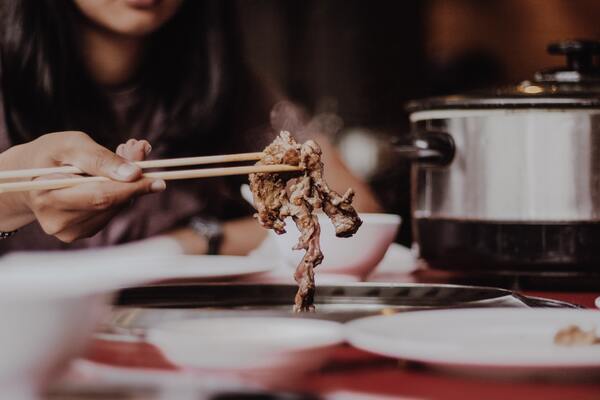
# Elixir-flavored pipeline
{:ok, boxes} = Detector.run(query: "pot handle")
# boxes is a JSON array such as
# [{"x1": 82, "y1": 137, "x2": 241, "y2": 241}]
[{"x1": 393, "y1": 131, "x2": 455, "y2": 166}]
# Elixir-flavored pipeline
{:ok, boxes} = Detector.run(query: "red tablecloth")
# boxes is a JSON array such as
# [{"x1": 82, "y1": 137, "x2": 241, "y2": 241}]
[{"x1": 83, "y1": 291, "x2": 600, "y2": 399}]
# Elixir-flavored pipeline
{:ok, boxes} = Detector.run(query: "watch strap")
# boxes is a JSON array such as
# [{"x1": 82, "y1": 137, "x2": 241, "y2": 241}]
[
  {"x1": 0, "y1": 230, "x2": 17, "y2": 240},
  {"x1": 189, "y1": 217, "x2": 223, "y2": 255}
]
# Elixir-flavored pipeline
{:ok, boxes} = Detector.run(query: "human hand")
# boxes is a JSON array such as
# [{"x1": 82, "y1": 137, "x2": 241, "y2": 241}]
[
  {"x1": 116, "y1": 138, "x2": 152, "y2": 162},
  {"x1": 8, "y1": 132, "x2": 165, "y2": 242}
]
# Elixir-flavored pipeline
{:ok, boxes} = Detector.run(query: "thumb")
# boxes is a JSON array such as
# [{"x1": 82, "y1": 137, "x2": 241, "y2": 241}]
[{"x1": 61, "y1": 132, "x2": 142, "y2": 182}]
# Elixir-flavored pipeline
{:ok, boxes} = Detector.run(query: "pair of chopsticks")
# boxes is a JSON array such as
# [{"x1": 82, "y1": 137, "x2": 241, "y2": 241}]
[{"x1": 0, "y1": 152, "x2": 302, "y2": 193}]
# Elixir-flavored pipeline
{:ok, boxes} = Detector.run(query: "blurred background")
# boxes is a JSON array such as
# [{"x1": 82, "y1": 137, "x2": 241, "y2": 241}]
[{"x1": 236, "y1": 0, "x2": 600, "y2": 244}]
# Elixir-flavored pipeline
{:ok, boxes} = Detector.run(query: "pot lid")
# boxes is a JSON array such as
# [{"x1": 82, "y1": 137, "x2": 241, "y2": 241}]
[{"x1": 407, "y1": 40, "x2": 600, "y2": 112}]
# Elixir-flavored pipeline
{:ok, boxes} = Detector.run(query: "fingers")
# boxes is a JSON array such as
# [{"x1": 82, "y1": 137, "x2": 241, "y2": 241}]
[
  {"x1": 30, "y1": 175, "x2": 166, "y2": 242},
  {"x1": 43, "y1": 178, "x2": 165, "y2": 212},
  {"x1": 53, "y1": 210, "x2": 120, "y2": 243},
  {"x1": 37, "y1": 205, "x2": 120, "y2": 243},
  {"x1": 116, "y1": 139, "x2": 152, "y2": 162},
  {"x1": 24, "y1": 133, "x2": 164, "y2": 243},
  {"x1": 49, "y1": 131, "x2": 142, "y2": 182}
]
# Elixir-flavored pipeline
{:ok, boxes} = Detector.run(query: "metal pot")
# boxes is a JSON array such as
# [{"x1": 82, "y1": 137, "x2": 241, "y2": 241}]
[{"x1": 401, "y1": 40, "x2": 600, "y2": 273}]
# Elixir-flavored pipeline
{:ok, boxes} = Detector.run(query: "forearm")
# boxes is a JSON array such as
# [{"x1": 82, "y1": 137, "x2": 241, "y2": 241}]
[
  {"x1": 221, "y1": 217, "x2": 267, "y2": 255},
  {"x1": 317, "y1": 134, "x2": 383, "y2": 213}
]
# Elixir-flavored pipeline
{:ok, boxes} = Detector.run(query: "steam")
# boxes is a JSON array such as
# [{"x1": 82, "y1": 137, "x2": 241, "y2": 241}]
[{"x1": 269, "y1": 100, "x2": 344, "y2": 141}]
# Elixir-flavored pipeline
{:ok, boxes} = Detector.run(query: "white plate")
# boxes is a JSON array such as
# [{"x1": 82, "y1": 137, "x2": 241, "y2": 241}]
[
  {"x1": 147, "y1": 317, "x2": 343, "y2": 383},
  {"x1": 2, "y1": 253, "x2": 274, "y2": 285},
  {"x1": 144, "y1": 255, "x2": 276, "y2": 282},
  {"x1": 346, "y1": 309, "x2": 600, "y2": 369}
]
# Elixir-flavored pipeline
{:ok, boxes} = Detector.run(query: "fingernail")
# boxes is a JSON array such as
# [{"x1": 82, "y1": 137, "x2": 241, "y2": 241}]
[
  {"x1": 117, "y1": 163, "x2": 139, "y2": 179},
  {"x1": 150, "y1": 179, "x2": 166, "y2": 192},
  {"x1": 144, "y1": 143, "x2": 152, "y2": 156}
]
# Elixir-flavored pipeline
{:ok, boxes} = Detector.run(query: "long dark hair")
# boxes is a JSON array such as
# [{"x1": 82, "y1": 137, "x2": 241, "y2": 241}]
[{"x1": 0, "y1": 0, "x2": 238, "y2": 151}]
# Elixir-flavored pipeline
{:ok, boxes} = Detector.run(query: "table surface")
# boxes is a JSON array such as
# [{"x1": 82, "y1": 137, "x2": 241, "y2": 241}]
[{"x1": 53, "y1": 277, "x2": 600, "y2": 400}]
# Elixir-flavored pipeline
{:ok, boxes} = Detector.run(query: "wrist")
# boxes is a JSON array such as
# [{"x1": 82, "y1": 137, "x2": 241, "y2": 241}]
[
  {"x1": 0, "y1": 230, "x2": 17, "y2": 240},
  {"x1": 0, "y1": 192, "x2": 35, "y2": 231},
  {"x1": 189, "y1": 217, "x2": 223, "y2": 255}
]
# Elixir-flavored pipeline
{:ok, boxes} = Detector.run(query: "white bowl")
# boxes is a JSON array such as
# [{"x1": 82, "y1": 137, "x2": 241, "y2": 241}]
[
  {"x1": 147, "y1": 317, "x2": 344, "y2": 384},
  {"x1": 0, "y1": 249, "x2": 173, "y2": 399},
  {"x1": 271, "y1": 213, "x2": 401, "y2": 279},
  {"x1": 0, "y1": 270, "x2": 111, "y2": 399}
]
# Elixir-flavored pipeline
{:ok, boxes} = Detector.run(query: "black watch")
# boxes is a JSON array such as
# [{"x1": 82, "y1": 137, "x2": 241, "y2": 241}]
[
  {"x1": 189, "y1": 217, "x2": 223, "y2": 255},
  {"x1": 0, "y1": 230, "x2": 17, "y2": 240}
]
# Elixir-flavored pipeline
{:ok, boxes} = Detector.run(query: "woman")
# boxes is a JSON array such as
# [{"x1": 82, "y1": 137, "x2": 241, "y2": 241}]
[{"x1": 0, "y1": 0, "x2": 380, "y2": 254}]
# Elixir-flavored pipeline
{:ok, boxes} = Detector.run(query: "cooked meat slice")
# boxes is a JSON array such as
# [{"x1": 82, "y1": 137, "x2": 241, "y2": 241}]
[
  {"x1": 249, "y1": 131, "x2": 362, "y2": 311},
  {"x1": 554, "y1": 325, "x2": 600, "y2": 346}
]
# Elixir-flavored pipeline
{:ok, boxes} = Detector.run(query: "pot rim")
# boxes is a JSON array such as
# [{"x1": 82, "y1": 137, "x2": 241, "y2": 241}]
[
  {"x1": 409, "y1": 107, "x2": 600, "y2": 122},
  {"x1": 406, "y1": 95, "x2": 600, "y2": 114}
]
